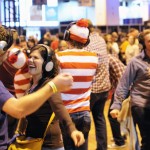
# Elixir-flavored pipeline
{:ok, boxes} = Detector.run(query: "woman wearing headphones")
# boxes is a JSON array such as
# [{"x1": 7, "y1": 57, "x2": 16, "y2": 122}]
[
  {"x1": 12, "y1": 44, "x2": 84, "y2": 150},
  {"x1": 26, "y1": 44, "x2": 64, "y2": 150}
]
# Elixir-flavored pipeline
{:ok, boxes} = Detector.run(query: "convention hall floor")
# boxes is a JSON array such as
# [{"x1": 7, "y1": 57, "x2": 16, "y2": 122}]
[{"x1": 88, "y1": 99, "x2": 136, "y2": 150}]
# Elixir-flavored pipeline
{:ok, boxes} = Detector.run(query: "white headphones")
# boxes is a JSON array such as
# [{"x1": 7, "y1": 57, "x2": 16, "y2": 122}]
[{"x1": 38, "y1": 44, "x2": 54, "y2": 72}]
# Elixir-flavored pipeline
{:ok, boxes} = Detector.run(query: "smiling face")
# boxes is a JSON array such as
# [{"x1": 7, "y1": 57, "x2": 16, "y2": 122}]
[{"x1": 28, "y1": 50, "x2": 44, "y2": 76}]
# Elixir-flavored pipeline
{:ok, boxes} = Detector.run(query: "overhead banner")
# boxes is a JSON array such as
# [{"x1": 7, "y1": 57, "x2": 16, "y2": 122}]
[
  {"x1": 78, "y1": 0, "x2": 92, "y2": 6},
  {"x1": 45, "y1": 6, "x2": 58, "y2": 21},
  {"x1": 32, "y1": 0, "x2": 47, "y2": 5},
  {"x1": 30, "y1": 6, "x2": 42, "y2": 21}
]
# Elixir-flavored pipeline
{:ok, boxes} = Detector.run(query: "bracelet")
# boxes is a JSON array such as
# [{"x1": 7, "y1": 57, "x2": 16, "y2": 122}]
[{"x1": 48, "y1": 81, "x2": 58, "y2": 93}]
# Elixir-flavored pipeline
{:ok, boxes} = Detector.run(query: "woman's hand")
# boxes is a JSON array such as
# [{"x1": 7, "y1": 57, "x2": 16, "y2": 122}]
[
  {"x1": 71, "y1": 130, "x2": 85, "y2": 147},
  {"x1": 51, "y1": 73, "x2": 73, "y2": 92}
]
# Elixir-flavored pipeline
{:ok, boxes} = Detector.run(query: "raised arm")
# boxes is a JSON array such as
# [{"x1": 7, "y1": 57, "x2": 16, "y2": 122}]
[{"x1": 2, "y1": 73, "x2": 73, "y2": 118}]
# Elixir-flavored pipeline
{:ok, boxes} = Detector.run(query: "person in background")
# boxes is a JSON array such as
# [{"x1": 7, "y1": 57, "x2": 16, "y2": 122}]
[
  {"x1": 118, "y1": 32, "x2": 129, "y2": 65},
  {"x1": 19, "y1": 35, "x2": 26, "y2": 42},
  {"x1": 0, "y1": 25, "x2": 85, "y2": 150},
  {"x1": 125, "y1": 35, "x2": 140, "y2": 64},
  {"x1": 19, "y1": 35, "x2": 28, "y2": 50},
  {"x1": 104, "y1": 34, "x2": 119, "y2": 58},
  {"x1": 56, "y1": 18, "x2": 98, "y2": 150},
  {"x1": 110, "y1": 29, "x2": 150, "y2": 150},
  {"x1": 27, "y1": 38, "x2": 36, "y2": 49},
  {"x1": 20, "y1": 38, "x2": 28, "y2": 50},
  {"x1": 57, "y1": 40, "x2": 68, "y2": 52},
  {"x1": 50, "y1": 32, "x2": 66, "y2": 52},
  {"x1": 84, "y1": 20, "x2": 109, "y2": 150},
  {"x1": 34, "y1": 33, "x2": 39, "y2": 44},
  {"x1": 84, "y1": 19, "x2": 126, "y2": 150},
  {"x1": 38, "y1": 31, "x2": 52, "y2": 46},
  {"x1": 24, "y1": 44, "x2": 65, "y2": 150},
  {"x1": 111, "y1": 31, "x2": 120, "y2": 58},
  {"x1": 51, "y1": 39, "x2": 59, "y2": 51},
  {"x1": 127, "y1": 28, "x2": 139, "y2": 46},
  {"x1": 111, "y1": 32, "x2": 119, "y2": 42}
]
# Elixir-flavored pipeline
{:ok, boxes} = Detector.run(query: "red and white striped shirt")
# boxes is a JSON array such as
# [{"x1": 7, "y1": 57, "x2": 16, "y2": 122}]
[
  {"x1": 14, "y1": 66, "x2": 31, "y2": 98},
  {"x1": 56, "y1": 49, "x2": 98, "y2": 114}
]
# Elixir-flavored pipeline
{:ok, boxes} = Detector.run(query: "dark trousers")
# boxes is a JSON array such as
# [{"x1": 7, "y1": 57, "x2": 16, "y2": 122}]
[
  {"x1": 60, "y1": 111, "x2": 91, "y2": 150},
  {"x1": 90, "y1": 91, "x2": 108, "y2": 150},
  {"x1": 108, "y1": 94, "x2": 125, "y2": 146},
  {"x1": 7, "y1": 115, "x2": 18, "y2": 138},
  {"x1": 132, "y1": 106, "x2": 150, "y2": 150}
]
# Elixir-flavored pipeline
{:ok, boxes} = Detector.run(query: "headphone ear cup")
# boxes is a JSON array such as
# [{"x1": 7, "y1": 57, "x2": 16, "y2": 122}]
[
  {"x1": 63, "y1": 30, "x2": 70, "y2": 41},
  {"x1": 45, "y1": 61, "x2": 54, "y2": 72},
  {"x1": 40, "y1": 44, "x2": 54, "y2": 74}
]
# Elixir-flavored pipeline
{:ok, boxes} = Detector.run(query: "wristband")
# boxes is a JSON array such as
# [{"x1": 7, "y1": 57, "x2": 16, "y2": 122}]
[{"x1": 48, "y1": 81, "x2": 58, "y2": 93}]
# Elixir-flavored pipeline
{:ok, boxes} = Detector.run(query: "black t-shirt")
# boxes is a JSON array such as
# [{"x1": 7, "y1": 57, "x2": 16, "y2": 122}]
[{"x1": 25, "y1": 79, "x2": 64, "y2": 148}]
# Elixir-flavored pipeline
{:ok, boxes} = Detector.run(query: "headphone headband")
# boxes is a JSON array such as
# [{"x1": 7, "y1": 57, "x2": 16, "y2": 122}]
[{"x1": 63, "y1": 21, "x2": 90, "y2": 46}]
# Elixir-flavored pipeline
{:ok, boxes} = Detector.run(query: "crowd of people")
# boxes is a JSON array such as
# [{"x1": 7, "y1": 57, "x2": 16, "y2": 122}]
[{"x1": 0, "y1": 18, "x2": 150, "y2": 150}]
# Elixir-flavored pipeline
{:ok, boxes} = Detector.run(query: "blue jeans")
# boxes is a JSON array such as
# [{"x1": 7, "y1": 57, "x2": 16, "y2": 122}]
[
  {"x1": 90, "y1": 91, "x2": 108, "y2": 150},
  {"x1": 60, "y1": 111, "x2": 91, "y2": 150}
]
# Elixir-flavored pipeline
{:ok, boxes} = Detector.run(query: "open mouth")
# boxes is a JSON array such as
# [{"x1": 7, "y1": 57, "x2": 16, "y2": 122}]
[
  {"x1": 29, "y1": 65, "x2": 36, "y2": 69},
  {"x1": 28, "y1": 63, "x2": 36, "y2": 69}
]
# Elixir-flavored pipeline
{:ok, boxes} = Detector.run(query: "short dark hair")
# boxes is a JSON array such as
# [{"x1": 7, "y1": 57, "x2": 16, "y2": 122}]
[{"x1": 69, "y1": 39, "x2": 87, "y2": 49}]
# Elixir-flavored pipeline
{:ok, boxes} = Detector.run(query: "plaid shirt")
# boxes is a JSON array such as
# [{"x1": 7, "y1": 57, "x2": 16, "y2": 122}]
[
  {"x1": 84, "y1": 32, "x2": 107, "y2": 55},
  {"x1": 85, "y1": 32, "x2": 125, "y2": 93},
  {"x1": 109, "y1": 54, "x2": 126, "y2": 89}
]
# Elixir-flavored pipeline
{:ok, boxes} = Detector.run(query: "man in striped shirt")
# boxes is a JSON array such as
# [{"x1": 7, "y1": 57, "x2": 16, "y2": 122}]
[{"x1": 56, "y1": 19, "x2": 98, "y2": 150}]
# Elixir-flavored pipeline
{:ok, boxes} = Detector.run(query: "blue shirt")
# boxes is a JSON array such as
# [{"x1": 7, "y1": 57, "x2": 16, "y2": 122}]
[
  {"x1": 0, "y1": 81, "x2": 13, "y2": 149},
  {"x1": 111, "y1": 51, "x2": 150, "y2": 110}
]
